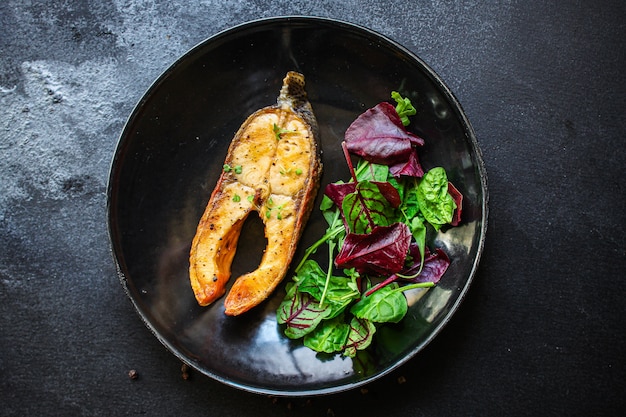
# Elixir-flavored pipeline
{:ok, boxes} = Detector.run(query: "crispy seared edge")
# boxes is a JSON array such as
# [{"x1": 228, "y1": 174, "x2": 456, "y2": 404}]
[{"x1": 188, "y1": 107, "x2": 269, "y2": 306}]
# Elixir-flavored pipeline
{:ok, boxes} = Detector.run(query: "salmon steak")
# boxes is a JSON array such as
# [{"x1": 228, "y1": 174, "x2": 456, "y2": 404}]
[{"x1": 189, "y1": 72, "x2": 322, "y2": 316}]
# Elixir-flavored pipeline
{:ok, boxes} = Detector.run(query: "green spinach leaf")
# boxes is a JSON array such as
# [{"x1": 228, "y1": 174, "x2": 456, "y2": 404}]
[
  {"x1": 342, "y1": 180, "x2": 396, "y2": 234},
  {"x1": 292, "y1": 260, "x2": 360, "y2": 319},
  {"x1": 399, "y1": 180, "x2": 420, "y2": 220},
  {"x1": 409, "y1": 215, "x2": 426, "y2": 269},
  {"x1": 355, "y1": 160, "x2": 389, "y2": 182},
  {"x1": 303, "y1": 317, "x2": 350, "y2": 354},
  {"x1": 417, "y1": 167, "x2": 456, "y2": 229},
  {"x1": 350, "y1": 283, "x2": 408, "y2": 323}
]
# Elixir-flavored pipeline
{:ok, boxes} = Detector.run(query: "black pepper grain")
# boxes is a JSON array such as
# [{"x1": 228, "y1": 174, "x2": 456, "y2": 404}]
[{"x1": 181, "y1": 363, "x2": 190, "y2": 380}]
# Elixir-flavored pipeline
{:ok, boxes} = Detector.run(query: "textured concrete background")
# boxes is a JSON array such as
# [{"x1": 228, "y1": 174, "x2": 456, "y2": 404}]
[{"x1": 1, "y1": 1, "x2": 625, "y2": 416}]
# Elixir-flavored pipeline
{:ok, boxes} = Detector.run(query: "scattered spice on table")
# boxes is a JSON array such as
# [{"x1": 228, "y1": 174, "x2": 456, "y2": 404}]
[{"x1": 181, "y1": 363, "x2": 190, "y2": 380}]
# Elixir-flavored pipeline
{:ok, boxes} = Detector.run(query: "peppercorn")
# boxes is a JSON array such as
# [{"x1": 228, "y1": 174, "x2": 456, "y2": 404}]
[{"x1": 181, "y1": 363, "x2": 190, "y2": 380}]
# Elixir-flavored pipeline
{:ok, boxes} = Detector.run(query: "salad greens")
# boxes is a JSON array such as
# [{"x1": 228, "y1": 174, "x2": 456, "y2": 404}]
[{"x1": 276, "y1": 92, "x2": 463, "y2": 357}]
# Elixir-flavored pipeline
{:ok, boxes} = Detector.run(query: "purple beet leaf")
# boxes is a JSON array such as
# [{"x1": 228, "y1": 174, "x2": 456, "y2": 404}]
[
  {"x1": 364, "y1": 244, "x2": 450, "y2": 296},
  {"x1": 335, "y1": 222, "x2": 412, "y2": 276},
  {"x1": 403, "y1": 246, "x2": 450, "y2": 284},
  {"x1": 389, "y1": 148, "x2": 425, "y2": 178},
  {"x1": 345, "y1": 102, "x2": 424, "y2": 166},
  {"x1": 324, "y1": 182, "x2": 356, "y2": 208},
  {"x1": 448, "y1": 182, "x2": 463, "y2": 226}
]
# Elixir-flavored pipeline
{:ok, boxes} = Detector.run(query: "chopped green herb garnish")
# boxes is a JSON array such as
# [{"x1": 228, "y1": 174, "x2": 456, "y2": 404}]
[
  {"x1": 273, "y1": 123, "x2": 297, "y2": 140},
  {"x1": 264, "y1": 198, "x2": 285, "y2": 220},
  {"x1": 279, "y1": 166, "x2": 303, "y2": 176},
  {"x1": 223, "y1": 164, "x2": 232, "y2": 172},
  {"x1": 234, "y1": 165, "x2": 243, "y2": 174},
  {"x1": 232, "y1": 194, "x2": 241, "y2": 202}
]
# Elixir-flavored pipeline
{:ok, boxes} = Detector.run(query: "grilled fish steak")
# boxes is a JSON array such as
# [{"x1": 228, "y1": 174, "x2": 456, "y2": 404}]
[{"x1": 189, "y1": 72, "x2": 321, "y2": 316}]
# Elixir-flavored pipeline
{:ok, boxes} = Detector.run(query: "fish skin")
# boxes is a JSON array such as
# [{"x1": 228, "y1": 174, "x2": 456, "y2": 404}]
[{"x1": 189, "y1": 72, "x2": 322, "y2": 316}]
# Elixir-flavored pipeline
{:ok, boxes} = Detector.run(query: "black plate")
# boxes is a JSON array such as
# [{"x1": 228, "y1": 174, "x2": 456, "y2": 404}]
[{"x1": 107, "y1": 16, "x2": 488, "y2": 396}]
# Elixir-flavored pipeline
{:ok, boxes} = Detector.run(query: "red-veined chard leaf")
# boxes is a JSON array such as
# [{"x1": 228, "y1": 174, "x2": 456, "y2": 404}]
[
  {"x1": 335, "y1": 222, "x2": 411, "y2": 276},
  {"x1": 324, "y1": 180, "x2": 400, "y2": 212},
  {"x1": 350, "y1": 283, "x2": 408, "y2": 324},
  {"x1": 371, "y1": 181, "x2": 402, "y2": 207},
  {"x1": 343, "y1": 317, "x2": 377, "y2": 358},
  {"x1": 345, "y1": 102, "x2": 424, "y2": 166},
  {"x1": 277, "y1": 286, "x2": 332, "y2": 339},
  {"x1": 341, "y1": 180, "x2": 400, "y2": 234}
]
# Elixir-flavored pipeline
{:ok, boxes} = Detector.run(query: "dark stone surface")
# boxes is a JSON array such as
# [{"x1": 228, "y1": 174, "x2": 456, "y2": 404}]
[{"x1": 1, "y1": 1, "x2": 624, "y2": 415}]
